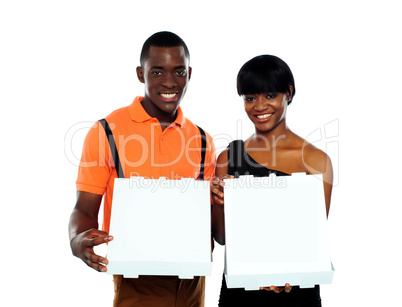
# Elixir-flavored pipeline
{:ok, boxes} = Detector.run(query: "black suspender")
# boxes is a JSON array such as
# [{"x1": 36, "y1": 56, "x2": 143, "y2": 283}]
[
  {"x1": 98, "y1": 119, "x2": 207, "y2": 180},
  {"x1": 196, "y1": 125, "x2": 206, "y2": 180},
  {"x1": 99, "y1": 118, "x2": 125, "y2": 179}
]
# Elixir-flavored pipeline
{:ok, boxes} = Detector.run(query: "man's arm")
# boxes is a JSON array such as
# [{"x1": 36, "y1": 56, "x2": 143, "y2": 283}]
[{"x1": 69, "y1": 191, "x2": 113, "y2": 272}]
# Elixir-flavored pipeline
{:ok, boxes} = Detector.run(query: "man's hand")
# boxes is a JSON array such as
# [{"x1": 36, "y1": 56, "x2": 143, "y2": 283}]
[
  {"x1": 70, "y1": 228, "x2": 113, "y2": 272},
  {"x1": 69, "y1": 191, "x2": 113, "y2": 272},
  {"x1": 260, "y1": 283, "x2": 292, "y2": 293}
]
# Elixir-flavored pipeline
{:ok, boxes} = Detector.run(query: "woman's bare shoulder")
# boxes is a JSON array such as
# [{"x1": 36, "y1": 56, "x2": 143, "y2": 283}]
[{"x1": 298, "y1": 137, "x2": 332, "y2": 174}]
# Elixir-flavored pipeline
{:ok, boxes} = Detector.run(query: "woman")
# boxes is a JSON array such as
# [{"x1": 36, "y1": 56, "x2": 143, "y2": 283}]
[{"x1": 211, "y1": 55, "x2": 333, "y2": 307}]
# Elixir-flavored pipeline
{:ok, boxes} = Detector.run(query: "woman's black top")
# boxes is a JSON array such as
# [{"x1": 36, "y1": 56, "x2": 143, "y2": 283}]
[{"x1": 219, "y1": 140, "x2": 322, "y2": 307}]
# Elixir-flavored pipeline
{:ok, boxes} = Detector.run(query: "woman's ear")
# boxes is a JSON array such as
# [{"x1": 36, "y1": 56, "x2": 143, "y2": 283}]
[
  {"x1": 136, "y1": 66, "x2": 145, "y2": 83},
  {"x1": 287, "y1": 85, "x2": 294, "y2": 102}
]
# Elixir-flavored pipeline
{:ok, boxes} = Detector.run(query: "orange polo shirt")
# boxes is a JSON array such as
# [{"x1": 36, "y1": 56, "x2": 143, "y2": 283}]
[{"x1": 76, "y1": 96, "x2": 216, "y2": 234}]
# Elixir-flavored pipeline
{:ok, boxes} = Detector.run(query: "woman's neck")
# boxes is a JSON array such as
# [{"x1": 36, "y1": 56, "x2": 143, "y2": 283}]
[{"x1": 252, "y1": 119, "x2": 291, "y2": 149}]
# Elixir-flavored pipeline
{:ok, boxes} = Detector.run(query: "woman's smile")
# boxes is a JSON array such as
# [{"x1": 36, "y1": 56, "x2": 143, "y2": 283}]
[{"x1": 255, "y1": 113, "x2": 273, "y2": 122}]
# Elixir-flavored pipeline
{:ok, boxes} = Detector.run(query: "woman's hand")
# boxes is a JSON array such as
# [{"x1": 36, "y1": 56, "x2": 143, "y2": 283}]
[
  {"x1": 260, "y1": 283, "x2": 292, "y2": 293},
  {"x1": 211, "y1": 174, "x2": 234, "y2": 205}
]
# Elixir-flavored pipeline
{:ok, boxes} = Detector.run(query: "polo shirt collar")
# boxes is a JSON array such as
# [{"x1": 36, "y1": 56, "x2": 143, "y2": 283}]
[{"x1": 129, "y1": 96, "x2": 185, "y2": 127}]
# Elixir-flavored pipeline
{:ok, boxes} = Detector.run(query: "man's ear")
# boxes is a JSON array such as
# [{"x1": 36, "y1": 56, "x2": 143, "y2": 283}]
[
  {"x1": 188, "y1": 66, "x2": 192, "y2": 81},
  {"x1": 136, "y1": 66, "x2": 145, "y2": 83}
]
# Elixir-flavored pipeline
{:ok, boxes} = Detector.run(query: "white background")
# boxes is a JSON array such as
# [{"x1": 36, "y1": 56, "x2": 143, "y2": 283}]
[{"x1": 1, "y1": 0, "x2": 401, "y2": 306}]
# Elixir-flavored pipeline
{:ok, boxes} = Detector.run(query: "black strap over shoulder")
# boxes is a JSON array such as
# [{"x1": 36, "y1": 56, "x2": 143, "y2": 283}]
[
  {"x1": 227, "y1": 140, "x2": 245, "y2": 178},
  {"x1": 99, "y1": 119, "x2": 206, "y2": 180},
  {"x1": 98, "y1": 118, "x2": 125, "y2": 179},
  {"x1": 197, "y1": 125, "x2": 207, "y2": 180}
]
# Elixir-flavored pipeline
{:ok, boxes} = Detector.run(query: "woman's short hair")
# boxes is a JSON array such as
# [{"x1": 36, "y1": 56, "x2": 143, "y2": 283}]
[{"x1": 237, "y1": 55, "x2": 296, "y2": 104}]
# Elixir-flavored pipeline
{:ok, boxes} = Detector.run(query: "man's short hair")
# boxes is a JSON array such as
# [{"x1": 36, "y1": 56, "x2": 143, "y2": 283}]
[{"x1": 140, "y1": 31, "x2": 190, "y2": 67}]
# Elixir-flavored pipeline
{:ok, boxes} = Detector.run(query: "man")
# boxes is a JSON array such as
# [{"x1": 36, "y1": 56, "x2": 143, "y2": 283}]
[{"x1": 69, "y1": 31, "x2": 216, "y2": 306}]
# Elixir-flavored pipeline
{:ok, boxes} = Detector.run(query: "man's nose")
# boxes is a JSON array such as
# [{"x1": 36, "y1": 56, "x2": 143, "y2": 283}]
[{"x1": 162, "y1": 73, "x2": 177, "y2": 88}]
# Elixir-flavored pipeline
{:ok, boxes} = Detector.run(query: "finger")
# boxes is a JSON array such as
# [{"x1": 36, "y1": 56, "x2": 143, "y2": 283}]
[
  {"x1": 211, "y1": 181, "x2": 225, "y2": 191},
  {"x1": 87, "y1": 229, "x2": 112, "y2": 240},
  {"x1": 90, "y1": 253, "x2": 109, "y2": 271},
  {"x1": 212, "y1": 194, "x2": 224, "y2": 205},
  {"x1": 85, "y1": 249, "x2": 109, "y2": 272},
  {"x1": 221, "y1": 174, "x2": 235, "y2": 180},
  {"x1": 87, "y1": 235, "x2": 113, "y2": 247},
  {"x1": 211, "y1": 186, "x2": 224, "y2": 205},
  {"x1": 212, "y1": 197, "x2": 224, "y2": 206},
  {"x1": 212, "y1": 177, "x2": 221, "y2": 186},
  {"x1": 90, "y1": 260, "x2": 108, "y2": 272},
  {"x1": 89, "y1": 251, "x2": 108, "y2": 265},
  {"x1": 211, "y1": 186, "x2": 224, "y2": 198},
  {"x1": 270, "y1": 286, "x2": 283, "y2": 293},
  {"x1": 260, "y1": 287, "x2": 271, "y2": 291}
]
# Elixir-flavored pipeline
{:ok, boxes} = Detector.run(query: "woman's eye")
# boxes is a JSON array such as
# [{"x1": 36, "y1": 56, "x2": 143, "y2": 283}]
[
  {"x1": 244, "y1": 96, "x2": 255, "y2": 102},
  {"x1": 266, "y1": 93, "x2": 277, "y2": 99}
]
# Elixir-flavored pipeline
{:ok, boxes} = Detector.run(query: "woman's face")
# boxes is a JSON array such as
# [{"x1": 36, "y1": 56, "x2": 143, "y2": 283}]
[{"x1": 243, "y1": 92, "x2": 291, "y2": 133}]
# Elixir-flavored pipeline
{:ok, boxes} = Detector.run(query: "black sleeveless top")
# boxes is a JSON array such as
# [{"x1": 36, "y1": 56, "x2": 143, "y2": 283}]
[
  {"x1": 219, "y1": 140, "x2": 322, "y2": 307},
  {"x1": 227, "y1": 140, "x2": 290, "y2": 178}
]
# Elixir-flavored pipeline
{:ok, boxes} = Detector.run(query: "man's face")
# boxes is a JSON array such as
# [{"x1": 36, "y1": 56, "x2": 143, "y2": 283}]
[{"x1": 137, "y1": 46, "x2": 191, "y2": 119}]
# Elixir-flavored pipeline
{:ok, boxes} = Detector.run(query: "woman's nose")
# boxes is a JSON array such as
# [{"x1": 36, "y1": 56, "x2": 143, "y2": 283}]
[{"x1": 254, "y1": 97, "x2": 269, "y2": 111}]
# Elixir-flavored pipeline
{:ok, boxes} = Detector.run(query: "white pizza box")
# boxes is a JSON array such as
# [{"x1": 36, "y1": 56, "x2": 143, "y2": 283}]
[
  {"x1": 106, "y1": 177, "x2": 212, "y2": 279},
  {"x1": 223, "y1": 173, "x2": 334, "y2": 290}
]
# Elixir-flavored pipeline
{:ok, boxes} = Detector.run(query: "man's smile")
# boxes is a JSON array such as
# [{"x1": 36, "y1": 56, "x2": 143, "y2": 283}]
[{"x1": 160, "y1": 92, "x2": 179, "y2": 102}]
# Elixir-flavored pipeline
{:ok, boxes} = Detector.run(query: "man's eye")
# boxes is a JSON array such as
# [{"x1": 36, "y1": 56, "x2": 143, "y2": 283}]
[
  {"x1": 152, "y1": 71, "x2": 162, "y2": 76},
  {"x1": 176, "y1": 70, "x2": 185, "y2": 76}
]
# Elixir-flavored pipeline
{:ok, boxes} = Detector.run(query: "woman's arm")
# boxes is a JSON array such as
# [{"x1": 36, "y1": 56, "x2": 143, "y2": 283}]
[
  {"x1": 211, "y1": 149, "x2": 231, "y2": 245},
  {"x1": 303, "y1": 145, "x2": 333, "y2": 217}
]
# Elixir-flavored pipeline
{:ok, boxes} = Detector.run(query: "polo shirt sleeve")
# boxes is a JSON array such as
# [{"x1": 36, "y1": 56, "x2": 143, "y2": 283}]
[
  {"x1": 76, "y1": 121, "x2": 112, "y2": 195},
  {"x1": 203, "y1": 131, "x2": 216, "y2": 181}
]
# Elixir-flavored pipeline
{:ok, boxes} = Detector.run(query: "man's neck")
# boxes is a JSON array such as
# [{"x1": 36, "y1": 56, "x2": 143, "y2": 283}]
[{"x1": 140, "y1": 97, "x2": 178, "y2": 131}]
